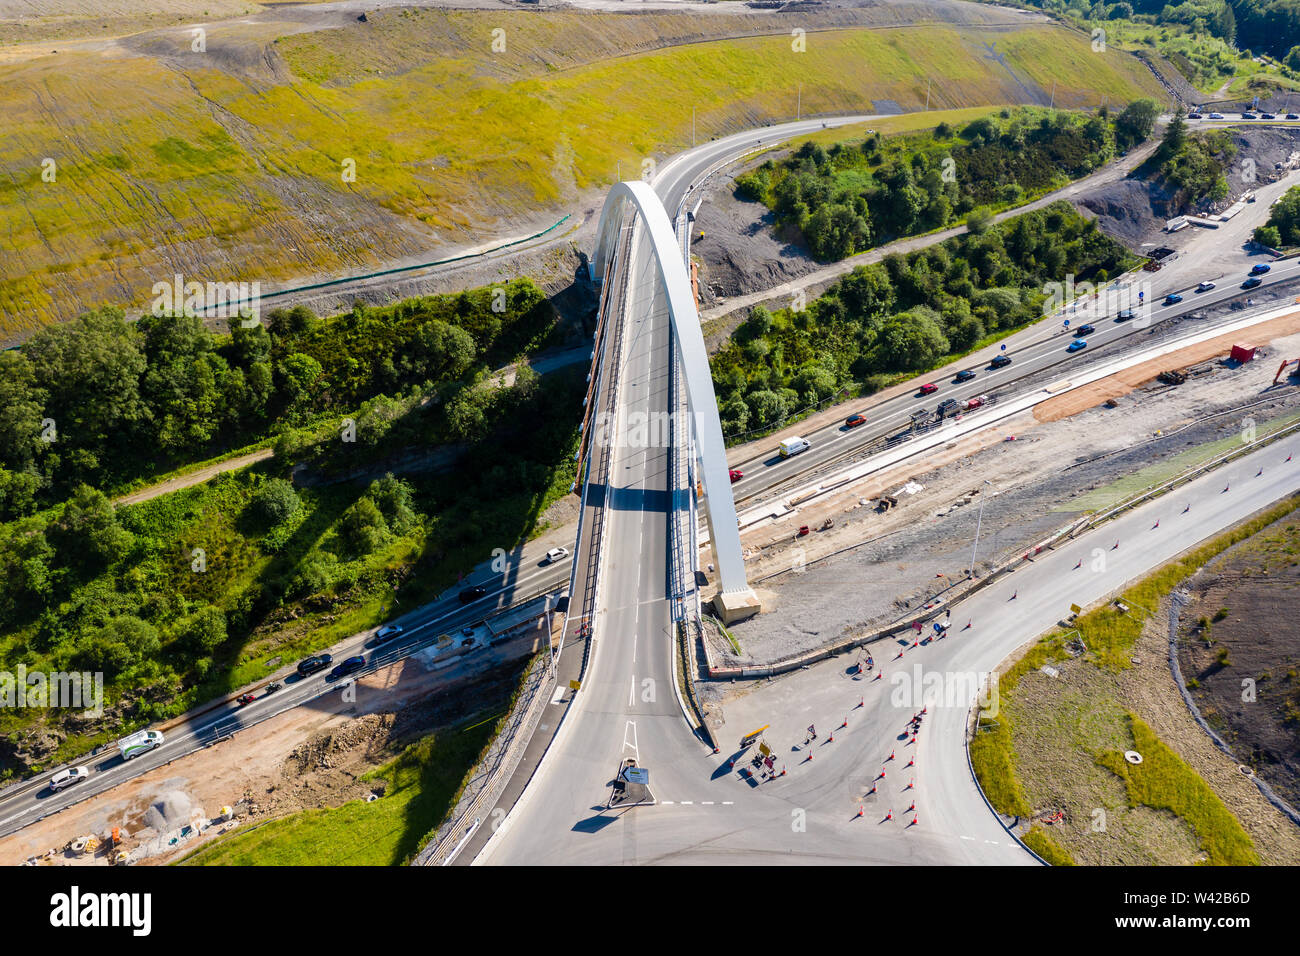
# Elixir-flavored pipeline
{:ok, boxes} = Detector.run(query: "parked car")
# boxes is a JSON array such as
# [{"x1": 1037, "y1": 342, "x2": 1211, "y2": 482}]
[
  {"x1": 1242, "y1": 276, "x2": 1263, "y2": 289},
  {"x1": 844, "y1": 413, "x2": 867, "y2": 428},
  {"x1": 1067, "y1": 339, "x2": 1088, "y2": 353},
  {"x1": 50, "y1": 766, "x2": 90, "y2": 792},
  {"x1": 373, "y1": 624, "x2": 404, "y2": 645},
  {"x1": 954, "y1": 369, "x2": 977, "y2": 383},
  {"x1": 328, "y1": 656, "x2": 366, "y2": 681},
  {"x1": 297, "y1": 653, "x2": 333, "y2": 677},
  {"x1": 459, "y1": 585, "x2": 488, "y2": 604},
  {"x1": 918, "y1": 383, "x2": 939, "y2": 395},
  {"x1": 1195, "y1": 281, "x2": 1216, "y2": 292},
  {"x1": 1073, "y1": 324, "x2": 1095, "y2": 336},
  {"x1": 1163, "y1": 293, "x2": 1183, "y2": 306},
  {"x1": 1250, "y1": 263, "x2": 1272, "y2": 275},
  {"x1": 989, "y1": 355, "x2": 1012, "y2": 369},
  {"x1": 728, "y1": 468, "x2": 743, "y2": 482},
  {"x1": 544, "y1": 547, "x2": 569, "y2": 564}
]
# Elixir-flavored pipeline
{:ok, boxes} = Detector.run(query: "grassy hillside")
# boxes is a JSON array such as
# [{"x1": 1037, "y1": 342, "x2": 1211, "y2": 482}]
[{"x1": 0, "y1": 11, "x2": 1166, "y2": 336}]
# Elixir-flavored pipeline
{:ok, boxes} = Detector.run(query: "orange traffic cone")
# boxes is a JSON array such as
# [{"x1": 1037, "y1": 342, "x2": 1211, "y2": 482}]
[
  {"x1": 888, "y1": 750, "x2": 895, "y2": 761},
  {"x1": 857, "y1": 806, "x2": 864, "y2": 818},
  {"x1": 886, "y1": 809, "x2": 893, "y2": 821},
  {"x1": 906, "y1": 757, "x2": 914, "y2": 767},
  {"x1": 841, "y1": 717, "x2": 848, "y2": 728},
  {"x1": 911, "y1": 815, "x2": 918, "y2": 826}
]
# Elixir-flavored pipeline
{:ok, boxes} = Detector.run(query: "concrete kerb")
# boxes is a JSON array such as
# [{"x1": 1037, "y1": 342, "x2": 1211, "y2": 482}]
[{"x1": 963, "y1": 693, "x2": 1049, "y2": 866}]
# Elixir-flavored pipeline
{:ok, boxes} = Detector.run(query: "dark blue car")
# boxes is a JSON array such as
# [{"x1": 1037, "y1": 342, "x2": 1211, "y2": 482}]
[
  {"x1": 1250, "y1": 263, "x2": 1271, "y2": 276},
  {"x1": 328, "y1": 656, "x2": 365, "y2": 681}
]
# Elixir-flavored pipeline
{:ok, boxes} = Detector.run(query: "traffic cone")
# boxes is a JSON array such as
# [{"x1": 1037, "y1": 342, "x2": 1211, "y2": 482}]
[
  {"x1": 728, "y1": 758, "x2": 735, "y2": 768},
  {"x1": 906, "y1": 757, "x2": 914, "y2": 768},
  {"x1": 858, "y1": 696, "x2": 864, "y2": 709},
  {"x1": 1153, "y1": 520, "x2": 1159, "y2": 529},
  {"x1": 888, "y1": 750, "x2": 895, "y2": 761},
  {"x1": 1183, "y1": 504, "x2": 1190, "y2": 513},
  {"x1": 868, "y1": 783, "x2": 876, "y2": 795},
  {"x1": 1257, "y1": 468, "x2": 1263, "y2": 477},
  {"x1": 1287, "y1": 455, "x2": 1293, "y2": 462},
  {"x1": 1223, "y1": 484, "x2": 1229, "y2": 493},
  {"x1": 964, "y1": 619, "x2": 972, "y2": 630},
  {"x1": 874, "y1": 671, "x2": 882, "y2": 681},
  {"x1": 878, "y1": 769, "x2": 886, "y2": 781},
  {"x1": 828, "y1": 731, "x2": 834, "y2": 743},
  {"x1": 910, "y1": 735, "x2": 917, "y2": 744},
  {"x1": 841, "y1": 717, "x2": 848, "y2": 728},
  {"x1": 1074, "y1": 559, "x2": 1082, "y2": 569},
  {"x1": 906, "y1": 778, "x2": 914, "y2": 790},
  {"x1": 911, "y1": 815, "x2": 918, "y2": 826},
  {"x1": 805, "y1": 751, "x2": 813, "y2": 762},
  {"x1": 908, "y1": 802, "x2": 915, "y2": 812},
  {"x1": 895, "y1": 650, "x2": 904, "y2": 660},
  {"x1": 885, "y1": 809, "x2": 893, "y2": 821},
  {"x1": 1113, "y1": 540, "x2": 1120, "y2": 549},
  {"x1": 1011, "y1": 591, "x2": 1017, "y2": 600},
  {"x1": 911, "y1": 640, "x2": 918, "y2": 649},
  {"x1": 858, "y1": 805, "x2": 864, "y2": 818},
  {"x1": 921, "y1": 707, "x2": 927, "y2": 715}
]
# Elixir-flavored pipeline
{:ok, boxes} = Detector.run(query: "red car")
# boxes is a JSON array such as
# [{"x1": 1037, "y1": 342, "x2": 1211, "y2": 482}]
[
  {"x1": 918, "y1": 383, "x2": 938, "y2": 395},
  {"x1": 844, "y1": 413, "x2": 867, "y2": 428},
  {"x1": 729, "y1": 469, "x2": 743, "y2": 482}
]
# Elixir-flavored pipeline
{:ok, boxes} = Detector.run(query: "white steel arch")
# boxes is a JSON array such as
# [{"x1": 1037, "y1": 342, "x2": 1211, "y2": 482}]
[{"x1": 592, "y1": 180, "x2": 754, "y2": 606}]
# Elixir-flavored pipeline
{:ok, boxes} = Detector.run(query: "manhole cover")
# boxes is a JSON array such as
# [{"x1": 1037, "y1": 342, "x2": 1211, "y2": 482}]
[{"x1": 1124, "y1": 751, "x2": 1143, "y2": 764}]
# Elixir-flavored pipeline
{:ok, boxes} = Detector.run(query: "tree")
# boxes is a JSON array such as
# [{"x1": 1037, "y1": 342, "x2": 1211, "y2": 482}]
[
  {"x1": 251, "y1": 478, "x2": 301, "y2": 525},
  {"x1": 368, "y1": 474, "x2": 418, "y2": 535},
  {"x1": 804, "y1": 203, "x2": 870, "y2": 260},
  {"x1": 51, "y1": 484, "x2": 131, "y2": 567},
  {"x1": 875, "y1": 311, "x2": 950, "y2": 371},
  {"x1": 1287, "y1": 46, "x2": 1300, "y2": 71},
  {"x1": 276, "y1": 352, "x2": 324, "y2": 424},
  {"x1": 965, "y1": 207, "x2": 995, "y2": 236},
  {"x1": 745, "y1": 390, "x2": 788, "y2": 428},
  {"x1": 337, "y1": 496, "x2": 389, "y2": 556},
  {"x1": 1115, "y1": 98, "x2": 1160, "y2": 149},
  {"x1": 179, "y1": 606, "x2": 227, "y2": 653}
]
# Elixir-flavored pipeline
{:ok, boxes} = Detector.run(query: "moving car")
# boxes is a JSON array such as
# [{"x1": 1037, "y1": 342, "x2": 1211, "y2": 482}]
[
  {"x1": 50, "y1": 766, "x2": 90, "y2": 792},
  {"x1": 844, "y1": 413, "x2": 867, "y2": 428},
  {"x1": 1196, "y1": 281, "x2": 1216, "y2": 292},
  {"x1": 117, "y1": 730, "x2": 164, "y2": 761},
  {"x1": 1288, "y1": 114, "x2": 1300, "y2": 121},
  {"x1": 1163, "y1": 293, "x2": 1183, "y2": 306},
  {"x1": 1116, "y1": 309, "x2": 1135, "y2": 321},
  {"x1": 1073, "y1": 324, "x2": 1094, "y2": 336},
  {"x1": 544, "y1": 547, "x2": 569, "y2": 564},
  {"x1": 728, "y1": 468, "x2": 743, "y2": 482},
  {"x1": 373, "y1": 624, "x2": 404, "y2": 644},
  {"x1": 1250, "y1": 263, "x2": 1272, "y2": 275},
  {"x1": 297, "y1": 653, "x2": 333, "y2": 677},
  {"x1": 917, "y1": 383, "x2": 938, "y2": 395},
  {"x1": 1242, "y1": 112, "x2": 1258, "y2": 119},
  {"x1": 1188, "y1": 112, "x2": 1203, "y2": 119},
  {"x1": 989, "y1": 355, "x2": 1012, "y2": 369},
  {"x1": 1067, "y1": 339, "x2": 1087, "y2": 353},
  {"x1": 1209, "y1": 112, "x2": 1225, "y2": 119},
  {"x1": 328, "y1": 656, "x2": 366, "y2": 681},
  {"x1": 1262, "y1": 113, "x2": 1276, "y2": 120},
  {"x1": 1242, "y1": 276, "x2": 1263, "y2": 289},
  {"x1": 954, "y1": 369, "x2": 977, "y2": 382},
  {"x1": 459, "y1": 585, "x2": 488, "y2": 603},
  {"x1": 778, "y1": 436, "x2": 811, "y2": 458}
]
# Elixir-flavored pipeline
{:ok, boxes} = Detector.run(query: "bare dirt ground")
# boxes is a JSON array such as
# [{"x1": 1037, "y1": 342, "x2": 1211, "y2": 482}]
[
  {"x1": 706, "y1": 323, "x2": 1300, "y2": 674},
  {"x1": 112, "y1": 448, "x2": 275, "y2": 506},
  {"x1": 1175, "y1": 514, "x2": 1300, "y2": 811},
  {"x1": 3, "y1": 620, "x2": 552, "y2": 866}
]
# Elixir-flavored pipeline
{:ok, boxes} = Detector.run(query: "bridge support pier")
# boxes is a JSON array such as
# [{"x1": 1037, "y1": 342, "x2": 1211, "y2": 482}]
[{"x1": 713, "y1": 588, "x2": 761, "y2": 625}]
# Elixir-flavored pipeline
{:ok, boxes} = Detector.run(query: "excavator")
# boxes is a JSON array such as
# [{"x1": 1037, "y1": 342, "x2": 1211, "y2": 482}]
[{"x1": 1273, "y1": 358, "x2": 1300, "y2": 385}]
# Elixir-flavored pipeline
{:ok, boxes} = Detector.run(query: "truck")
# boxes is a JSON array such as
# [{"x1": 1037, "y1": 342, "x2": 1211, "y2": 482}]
[
  {"x1": 778, "y1": 436, "x2": 811, "y2": 458},
  {"x1": 117, "y1": 729, "x2": 164, "y2": 761},
  {"x1": 962, "y1": 394, "x2": 989, "y2": 411}
]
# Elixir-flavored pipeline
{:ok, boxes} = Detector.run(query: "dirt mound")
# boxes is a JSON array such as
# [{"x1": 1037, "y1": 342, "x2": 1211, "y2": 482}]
[{"x1": 285, "y1": 713, "x2": 395, "y2": 776}]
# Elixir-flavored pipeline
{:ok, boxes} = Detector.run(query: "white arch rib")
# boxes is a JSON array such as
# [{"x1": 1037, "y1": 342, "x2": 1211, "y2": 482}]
[{"x1": 592, "y1": 180, "x2": 750, "y2": 597}]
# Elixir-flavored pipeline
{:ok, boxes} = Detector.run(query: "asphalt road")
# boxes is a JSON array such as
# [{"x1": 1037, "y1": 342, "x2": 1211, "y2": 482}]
[
  {"x1": 482, "y1": 419, "x2": 1300, "y2": 864},
  {"x1": 726, "y1": 258, "x2": 1300, "y2": 507}
]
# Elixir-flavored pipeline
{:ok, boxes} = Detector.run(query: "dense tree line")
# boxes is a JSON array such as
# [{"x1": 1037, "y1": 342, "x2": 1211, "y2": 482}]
[
  {"x1": 711, "y1": 202, "x2": 1136, "y2": 437},
  {"x1": 1254, "y1": 184, "x2": 1300, "y2": 247},
  {"x1": 1149, "y1": 115, "x2": 1235, "y2": 208},
  {"x1": 0, "y1": 279, "x2": 554, "y2": 519},
  {"x1": 734, "y1": 107, "x2": 1143, "y2": 262}
]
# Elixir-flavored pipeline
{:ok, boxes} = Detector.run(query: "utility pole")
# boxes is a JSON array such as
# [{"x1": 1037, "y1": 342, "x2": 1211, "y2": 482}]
[
  {"x1": 797, "y1": 84, "x2": 802, "y2": 121},
  {"x1": 925, "y1": 79, "x2": 931, "y2": 111},
  {"x1": 969, "y1": 480, "x2": 992, "y2": 576},
  {"x1": 1049, "y1": 80, "x2": 1056, "y2": 110},
  {"x1": 692, "y1": 107, "x2": 696, "y2": 148}
]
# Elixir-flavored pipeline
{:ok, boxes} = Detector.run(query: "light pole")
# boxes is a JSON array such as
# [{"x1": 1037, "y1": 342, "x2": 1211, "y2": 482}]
[{"x1": 969, "y1": 480, "x2": 992, "y2": 576}]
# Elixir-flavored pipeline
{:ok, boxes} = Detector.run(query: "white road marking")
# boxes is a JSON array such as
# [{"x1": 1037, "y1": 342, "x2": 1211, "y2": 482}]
[{"x1": 623, "y1": 720, "x2": 639, "y2": 761}]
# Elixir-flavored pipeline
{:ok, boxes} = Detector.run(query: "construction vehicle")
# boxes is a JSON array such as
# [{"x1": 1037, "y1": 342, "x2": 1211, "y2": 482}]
[
  {"x1": 1274, "y1": 358, "x2": 1300, "y2": 384},
  {"x1": 1157, "y1": 369, "x2": 1187, "y2": 385},
  {"x1": 962, "y1": 394, "x2": 989, "y2": 410},
  {"x1": 876, "y1": 495, "x2": 898, "y2": 513}
]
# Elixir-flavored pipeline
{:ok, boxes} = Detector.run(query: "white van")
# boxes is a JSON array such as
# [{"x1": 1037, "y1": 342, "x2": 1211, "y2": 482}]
[
  {"x1": 778, "y1": 436, "x2": 811, "y2": 458},
  {"x1": 117, "y1": 729, "x2": 164, "y2": 761}
]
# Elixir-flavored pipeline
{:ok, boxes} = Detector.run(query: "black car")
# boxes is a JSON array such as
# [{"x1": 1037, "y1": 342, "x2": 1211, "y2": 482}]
[
  {"x1": 954, "y1": 369, "x2": 977, "y2": 382},
  {"x1": 296, "y1": 653, "x2": 333, "y2": 677},
  {"x1": 328, "y1": 656, "x2": 366, "y2": 681},
  {"x1": 989, "y1": 355, "x2": 1012, "y2": 369},
  {"x1": 1116, "y1": 309, "x2": 1135, "y2": 322},
  {"x1": 1074, "y1": 324, "x2": 1095, "y2": 336},
  {"x1": 1242, "y1": 276, "x2": 1263, "y2": 289},
  {"x1": 458, "y1": 585, "x2": 488, "y2": 604}
]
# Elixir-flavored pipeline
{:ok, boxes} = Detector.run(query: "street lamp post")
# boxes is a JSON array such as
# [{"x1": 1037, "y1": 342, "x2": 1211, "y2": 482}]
[{"x1": 969, "y1": 480, "x2": 992, "y2": 576}]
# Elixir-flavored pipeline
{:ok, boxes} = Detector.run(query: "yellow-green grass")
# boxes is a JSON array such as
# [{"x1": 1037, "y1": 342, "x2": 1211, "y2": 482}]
[
  {"x1": 178, "y1": 703, "x2": 511, "y2": 866},
  {"x1": 1059, "y1": 410, "x2": 1300, "y2": 513},
  {"x1": 1097, "y1": 714, "x2": 1258, "y2": 865},
  {"x1": 1022, "y1": 825, "x2": 1076, "y2": 865},
  {"x1": 0, "y1": 17, "x2": 1165, "y2": 335},
  {"x1": 971, "y1": 492, "x2": 1300, "y2": 849}
]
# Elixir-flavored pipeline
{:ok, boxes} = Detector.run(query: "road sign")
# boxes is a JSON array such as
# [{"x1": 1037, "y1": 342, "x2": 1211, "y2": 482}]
[
  {"x1": 1069, "y1": 603, "x2": 1082, "y2": 614},
  {"x1": 623, "y1": 766, "x2": 650, "y2": 785},
  {"x1": 739, "y1": 725, "x2": 769, "y2": 748},
  {"x1": 1000, "y1": 343, "x2": 1007, "y2": 351},
  {"x1": 758, "y1": 742, "x2": 771, "y2": 757},
  {"x1": 569, "y1": 679, "x2": 582, "y2": 691}
]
